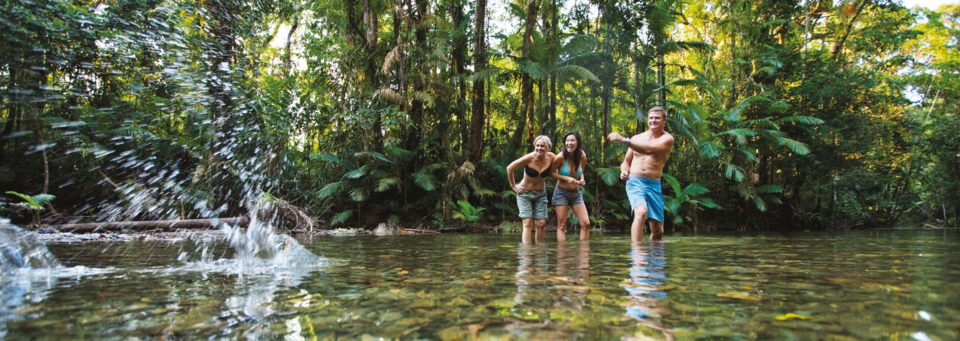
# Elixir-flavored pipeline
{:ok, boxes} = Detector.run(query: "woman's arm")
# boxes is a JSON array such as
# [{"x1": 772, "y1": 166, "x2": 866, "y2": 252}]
[
  {"x1": 549, "y1": 154, "x2": 576, "y2": 184},
  {"x1": 577, "y1": 154, "x2": 587, "y2": 185},
  {"x1": 506, "y1": 153, "x2": 530, "y2": 194}
]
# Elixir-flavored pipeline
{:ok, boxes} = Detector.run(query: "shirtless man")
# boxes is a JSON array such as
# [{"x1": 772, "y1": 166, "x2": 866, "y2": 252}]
[{"x1": 607, "y1": 106, "x2": 675, "y2": 242}]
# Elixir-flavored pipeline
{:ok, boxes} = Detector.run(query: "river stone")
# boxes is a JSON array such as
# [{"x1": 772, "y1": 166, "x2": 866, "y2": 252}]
[
  {"x1": 409, "y1": 299, "x2": 436, "y2": 308},
  {"x1": 437, "y1": 326, "x2": 467, "y2": 341},
  {"x1": 379, "y1": 311, "x2": 402, "y2": 322}
]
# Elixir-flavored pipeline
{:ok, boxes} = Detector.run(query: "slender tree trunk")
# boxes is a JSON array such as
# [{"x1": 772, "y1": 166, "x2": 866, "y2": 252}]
[
  {"x1": 449, "y1": 0, "x2": 467, "y2": 152},
  {"x1": 468, "y1": 0, "x2": 487, "y2": 164},
  {"x1": 520, "y1": 0, "x2": 539, "y2": 150}
]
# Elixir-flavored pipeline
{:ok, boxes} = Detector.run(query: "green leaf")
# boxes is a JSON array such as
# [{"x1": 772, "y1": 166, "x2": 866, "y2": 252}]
[
  {"x1": 661, "y1": 173, "x2": 682, "y2": 198},
  {"x1": 474, "y1": 188, "x2": 497, "y2": 197},
  {"x1": 756, "y1": 185, "x2": 783, "y2": 194},
  {"x1": 313, "y1": 153, "x2": 341, "y2": 165},
  {"x1": 778, "y1": 137, "x2": 811, "y2": 155},
  {"x1": 552, "y1": 65, "x2": 599, "y2": 82},
  {"x1": 682, "y1": 183, "x2": 711, "y2": 198},
  {"x1": 776, "y1": 116, "x2": 824, "y2": 125},
  {"x1": 317, "y1": 181, "x2": 344, "y2": 199},
  {"x1": 330, "y1": 210, "x2": 354, "y2": 225},
  {"x1": 596, "y1": 167, "x2": 622, "y2": 186},
  {"x1": 376, "y1": 177, "x2": 400, "y2": 192},
  {"x1": 699, "y1": 141, "x2": 724, "y2": 158},
  {"x1": 718, "y1": 129, "x2": 757, "y2": 145},
  {"x1": 355, "y1": 151, "x2": 394, "y2": 164},
  {"x1": 413, "y1": 172, "x2": 436, "y2": 191},
  {"x1": 349, "y1": 187, "x2": 368, "y2": 202},
  {"x1": 344, "y1": 165, "x2": 369, "y2": 179}
]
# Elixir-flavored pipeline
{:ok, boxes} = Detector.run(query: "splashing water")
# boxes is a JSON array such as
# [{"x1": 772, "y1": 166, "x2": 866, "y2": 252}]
[{"x1": 0, "y1": 220, "x2": 60, "y2": 271}]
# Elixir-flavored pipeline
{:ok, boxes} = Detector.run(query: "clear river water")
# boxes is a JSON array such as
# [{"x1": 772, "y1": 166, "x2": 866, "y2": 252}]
[{"x1": 2, "y1": 229, "x2": 958, "y2": 340}]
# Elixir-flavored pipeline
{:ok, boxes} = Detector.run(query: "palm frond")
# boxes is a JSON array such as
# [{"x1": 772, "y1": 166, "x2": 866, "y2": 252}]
[
  {"x1": 552, "y1": 65, "x2": 599, "y2": 82},
  {"x1": 596, "y1": 167, "x2": 622, "y2": 186},
  {"x1": 775, "y1": 115, "x2": 824, "y2": 125},
  {"x1": 330, "y1": 210, "x2": 354, "y2": 225},
  {"x1": 344, "y1": 165, "x2": 369, "y2": 179},
  {"x1": 731, "y1": 147, "x2": 759, "y2": 162},
  {"x1": 349, "y1": 187, "x2": 368, "y2": 202},
  {"x1": 699, "y1": 141, "x2": 723, "y2": 158},
  {"x1": 778, "y1": 137, "x2": 811, "y2": 155},
  {"x1": 317, "y1": 181, "x2": 345, "y2": 199},
  {"x1": 661, "y1": 173, "x2": 682, "y2": 198},
  {"x1": 683, "y1": 183, "x2": 711, "y2": 199},
  {"x1": 756, "y1": 184, "x2": 783, "y2": 194},
  {"x1": 718, "y1": 128, "x2": 757, "y2": 145},
  {"x1": 376, "y1": 177, "x2": 400, "y2": 192},
  {"x1": 413, "y1": 172, "x2": 437, "y2": 191},
  {"x1": 355, "y1": 151, "x2": 393, "y2": 164}
]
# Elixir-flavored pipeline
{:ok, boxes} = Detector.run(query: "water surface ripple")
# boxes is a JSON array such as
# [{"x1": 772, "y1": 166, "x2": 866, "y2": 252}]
[{"x1": 3, "y1": 230, "x2": 958, "y2": 340}]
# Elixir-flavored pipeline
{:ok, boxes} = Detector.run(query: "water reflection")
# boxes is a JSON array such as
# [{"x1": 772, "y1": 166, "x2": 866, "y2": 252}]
[
  {"x1": 556, "y1": 241, "x2": 590, "y2": 312},
  {"x1": 621, "y1": 242, "x2": 673, "y2": 340}
]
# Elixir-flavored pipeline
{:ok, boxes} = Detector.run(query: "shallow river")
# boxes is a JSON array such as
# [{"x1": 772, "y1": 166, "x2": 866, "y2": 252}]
[{"x1": 4, "y1": 230, "x2": 959, "y2": 340}]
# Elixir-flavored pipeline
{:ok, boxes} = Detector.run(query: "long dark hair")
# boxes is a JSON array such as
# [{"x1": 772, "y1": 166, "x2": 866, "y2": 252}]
[{"x1": 561, "y1": 131, "x2": 583, "y2": 175}]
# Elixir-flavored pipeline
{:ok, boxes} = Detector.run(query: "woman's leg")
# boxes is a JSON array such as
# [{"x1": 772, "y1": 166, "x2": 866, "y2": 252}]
[
  {"x1": 572, "y1": 204, "x2": 591, "y2": 240},
  {"x1": 522, "y1": 218, "x2": 535, "y2": 244},
  {"x1": 534, "y1": 219, "x2": 546, "y2": 243},
  {"x1": 555, "y1": 205, "x2": 569, "y2": 242}
]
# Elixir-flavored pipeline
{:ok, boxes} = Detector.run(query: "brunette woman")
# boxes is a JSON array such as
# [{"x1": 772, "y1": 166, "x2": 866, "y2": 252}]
[{"x1": 550, "y1": 131, "x2": 590, "y2": 241}]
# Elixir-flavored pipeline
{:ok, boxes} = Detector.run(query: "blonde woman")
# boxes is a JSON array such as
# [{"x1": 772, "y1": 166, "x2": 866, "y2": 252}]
[
  {"x1": 507, "y1": 135, "x2": 556, "y2": 244},
  {"x1": 551, "y1": 131, "x2": 590, "y2": 241}
]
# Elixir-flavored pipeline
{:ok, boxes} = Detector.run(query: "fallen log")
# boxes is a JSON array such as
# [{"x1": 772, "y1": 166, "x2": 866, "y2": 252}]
[
  {"x1": 50, "y1": 217, "x2": 249, "y2": 233},
  {"x1": 400, "y1": 228, "x2": 440, "y2": 234}
]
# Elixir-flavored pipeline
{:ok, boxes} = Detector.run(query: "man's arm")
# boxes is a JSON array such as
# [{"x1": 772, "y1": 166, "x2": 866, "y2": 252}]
[
  {"x1": 608, "y1": 132, "x2": 673, "y2": 155},
  {"x1": 620, "y1": 150, "x2": 633, "y2": 180}
]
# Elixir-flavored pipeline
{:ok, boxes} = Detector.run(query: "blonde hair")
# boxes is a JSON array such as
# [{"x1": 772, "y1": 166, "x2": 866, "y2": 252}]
[
  {"x1": 533, "y1": 135, "x2": 552, "y2": 151},
  {"x1": 649, "y1": 106, "x2": 668, "y2": 119}
]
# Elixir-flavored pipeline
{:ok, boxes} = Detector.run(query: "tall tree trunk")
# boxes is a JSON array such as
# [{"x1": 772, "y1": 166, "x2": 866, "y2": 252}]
[
  {"x1": 468, "y1": 0, "x2": 487, "y2": 164},
  {"x1": 549, "y1": 0, "x2": 558, "y2": 141},
  {"x1": 405, "y1": 0, "x2": 429, "y2": 155},
  {"x1": 449, "y1": 0, "x2": 467, "y2": 152},
  {"x1": 362, "y1": 0, "x2": 382, "y2": 146},
  {"x1": 520, "y1": 0, "x2": 539, "y2": 150},
  {"x1": 600, "y1": 22, "x2": 612, "y2": 150}
]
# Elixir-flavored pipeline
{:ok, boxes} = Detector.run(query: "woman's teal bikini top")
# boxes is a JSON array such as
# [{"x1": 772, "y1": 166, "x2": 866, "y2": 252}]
[{"x1": 558, "y1": 159, "x2": 582, "y2": 177}]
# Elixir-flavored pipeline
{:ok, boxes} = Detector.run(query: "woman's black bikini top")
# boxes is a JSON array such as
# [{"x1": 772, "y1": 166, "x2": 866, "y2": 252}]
[{"x1": 524, "y1": 164, "x2": 551, "y2": 178}]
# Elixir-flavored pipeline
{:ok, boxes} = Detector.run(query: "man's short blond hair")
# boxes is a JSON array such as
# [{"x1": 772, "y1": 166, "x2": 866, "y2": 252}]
[
  {"x1": 533, "y1": 135, "x2": 553, "y2": 151},
  {"x1": 649, "y1": 106, "x2": 668, "y2": 119}
]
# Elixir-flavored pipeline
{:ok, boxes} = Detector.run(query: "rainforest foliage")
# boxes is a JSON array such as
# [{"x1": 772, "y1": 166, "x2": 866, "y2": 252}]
[{"x1": 1, "y1": 0, "x2": 957, "y2": 230}]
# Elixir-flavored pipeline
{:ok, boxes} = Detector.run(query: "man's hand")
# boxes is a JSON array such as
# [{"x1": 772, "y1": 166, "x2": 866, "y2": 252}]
[
  {"x1": 620, "y1": 170, "x2": 629, "y2": 181},
  {"x1": 607, "y1": 132, "x2": 626, "y2": 144}
]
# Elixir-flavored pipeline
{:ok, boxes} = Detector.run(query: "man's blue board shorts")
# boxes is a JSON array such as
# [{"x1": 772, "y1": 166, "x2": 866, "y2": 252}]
[{"x1": 626, "y1": 175, "x2": 665, "y2": 222}]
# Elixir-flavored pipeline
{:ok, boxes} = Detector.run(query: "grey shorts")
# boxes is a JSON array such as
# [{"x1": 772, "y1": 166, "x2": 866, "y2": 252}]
[
  {"x1": 516, "y1": 188, "x2": 548, "y2": 220},
  {"x1": 552, "y1": 187, "x2": 585, "y2": 207}
]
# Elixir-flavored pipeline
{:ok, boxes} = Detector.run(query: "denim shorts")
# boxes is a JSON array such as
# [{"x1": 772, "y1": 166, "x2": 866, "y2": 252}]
[
  {"x1": 516, "y1": 188, "x2": 548, "y2": 220},
  {"x1": 552, "y1": 187, "x2": 585, "y2": 207}
]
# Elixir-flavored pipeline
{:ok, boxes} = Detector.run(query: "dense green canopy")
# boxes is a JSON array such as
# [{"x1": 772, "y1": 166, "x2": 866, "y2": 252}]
[{"x1": 1, "y1": 0, "x2": 956, "y2": 230}]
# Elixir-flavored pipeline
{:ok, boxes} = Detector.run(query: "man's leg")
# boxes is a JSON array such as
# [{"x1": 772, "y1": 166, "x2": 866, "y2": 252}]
[
  {"x1": 649, "y1": 220, "x2": 664, "y2": 240},
  {"x1": 632, "y1": 204, "x2": 648, "y2": 242},
  {"x1": 555, "y1": 205, "x2": 569, "y2": 242},
  {"x1": 522, "y1": 218, "x2": 534, "y2": 244}
]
